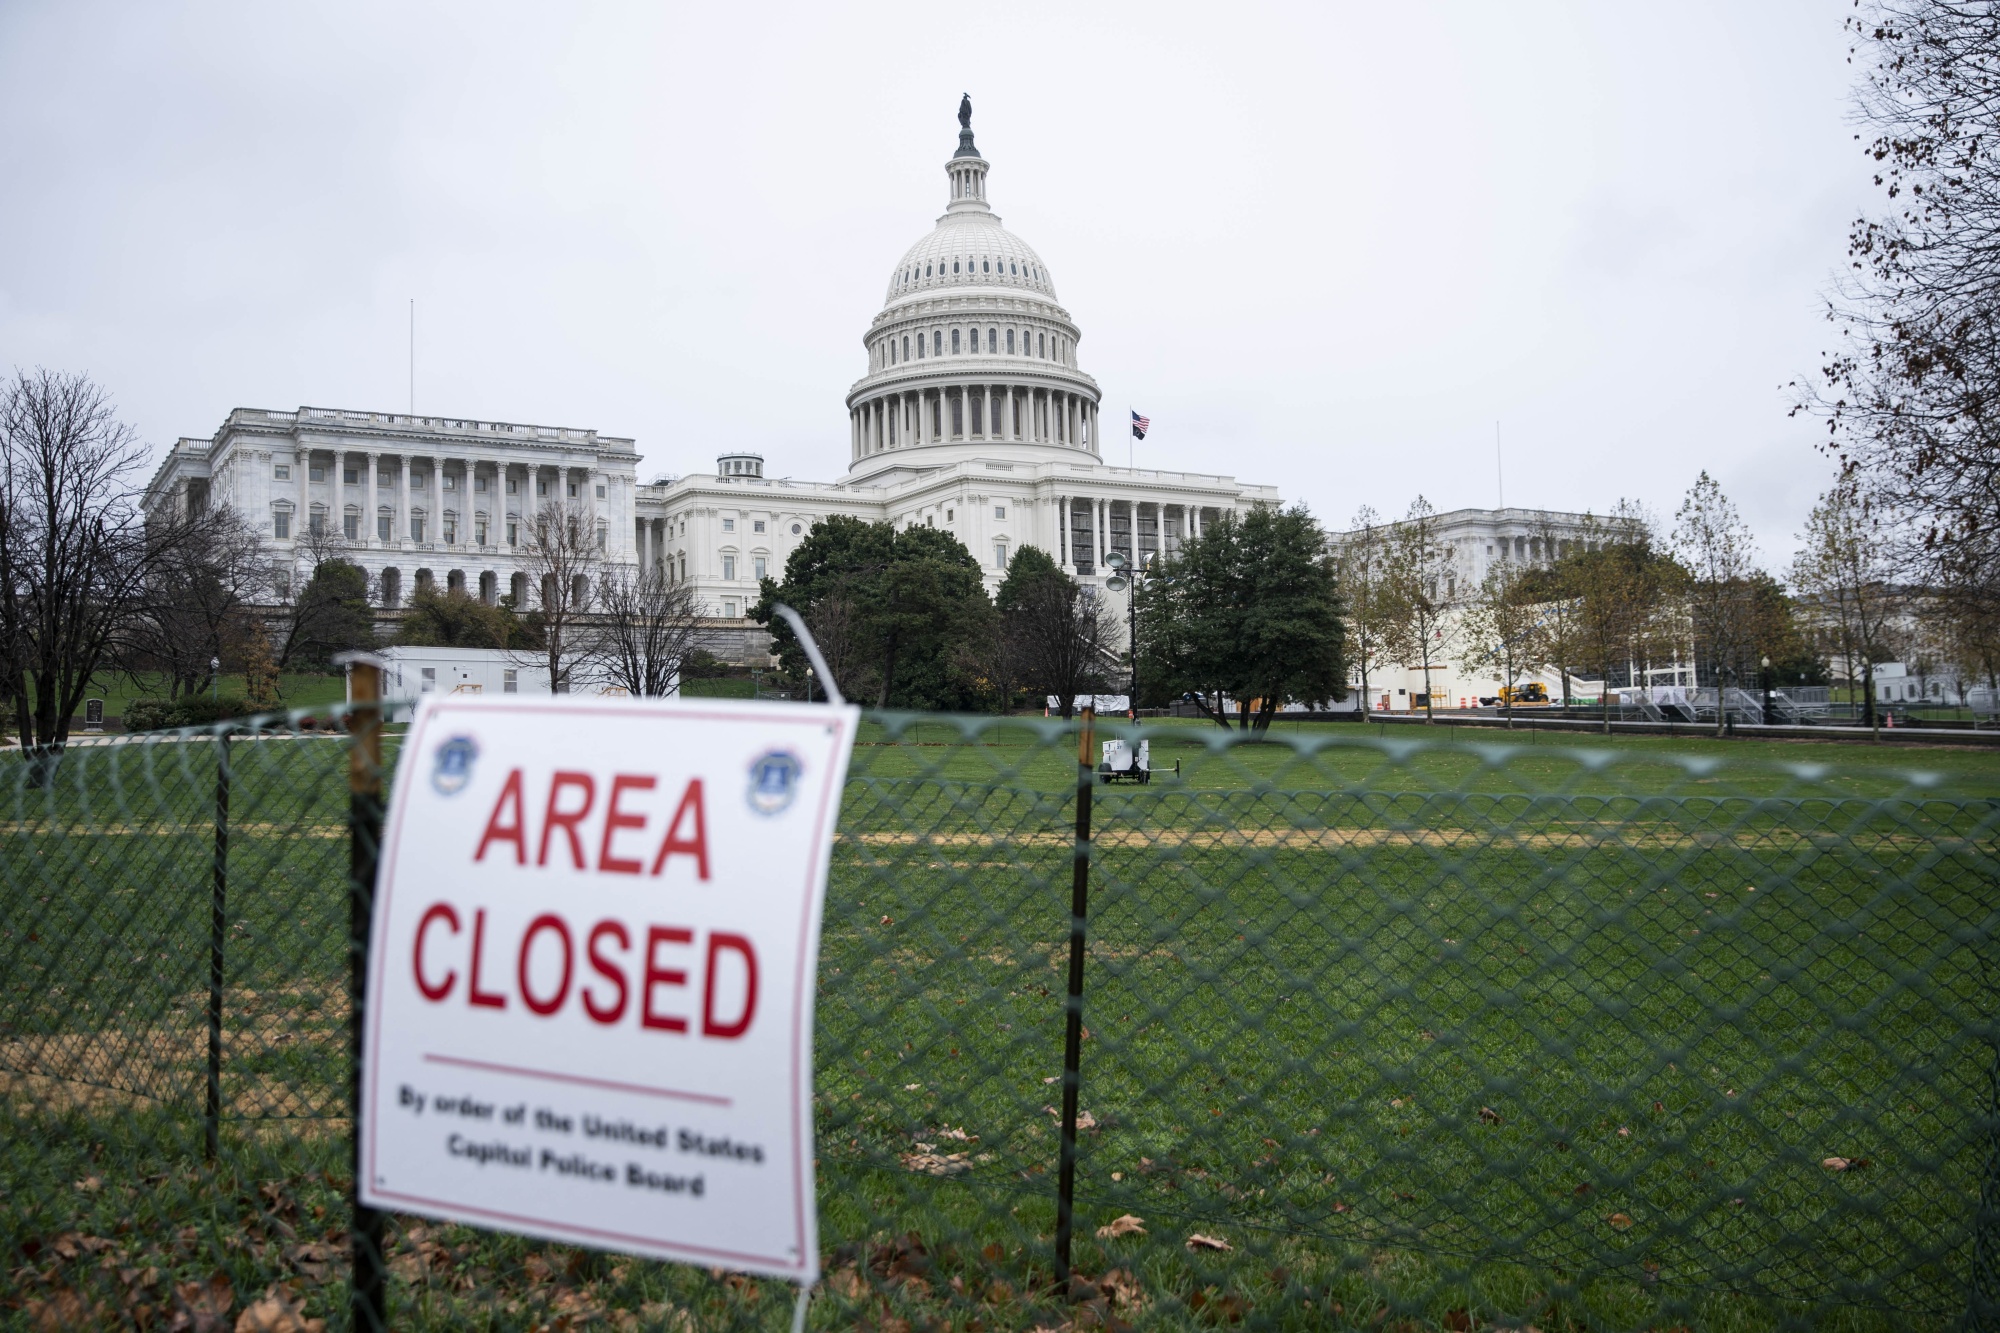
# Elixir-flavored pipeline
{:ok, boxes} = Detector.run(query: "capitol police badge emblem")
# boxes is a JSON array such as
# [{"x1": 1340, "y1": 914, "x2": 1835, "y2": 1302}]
[
  {"x1": 431, "y1": 735, "x2": 479, "y2": 797},
  {"x1": 747, "y1": 749, "x2": 803, "y2": 816}
]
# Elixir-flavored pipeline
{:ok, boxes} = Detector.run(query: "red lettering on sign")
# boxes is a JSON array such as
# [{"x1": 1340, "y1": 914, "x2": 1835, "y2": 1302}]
[
  {"x1": 474, "y1": 769, "x2": 528, "y2": 865},
  {"x1": 648, "y1": 779, "x2": 710, "y2": 880},
  {"x1": 468, "y1": 908, "x2": 507, "y2": 1009},
  {"x1": 701, "y1": 931, "x2": 759, "y2": 1039},
  {"x1": 413, "y1": 902, "x2": 460, "y2": 1000},
  {"x1": 518, "y1": 913, "x2": 573, "y2": 1017},
  {"x1": 538, "y1": 771, "x2": 597, "y2": 868},
  {"x1": 641, "y1": 926, "x2": 693, "y2": 1032},
  {"x1": 583, "y1": 920, "x2": 631, "y2": 1024},
  {"x1": 598, "y1": 775, "x2": 657, "y2": 875}
]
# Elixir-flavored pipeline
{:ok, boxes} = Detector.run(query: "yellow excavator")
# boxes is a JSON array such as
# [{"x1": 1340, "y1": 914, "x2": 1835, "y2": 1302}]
[{"x1": 1497, "y1": 682, "x2": 1552, "y2": 707}]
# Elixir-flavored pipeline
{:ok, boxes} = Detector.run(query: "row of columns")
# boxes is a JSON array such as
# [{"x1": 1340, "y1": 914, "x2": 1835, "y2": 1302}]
[
  {"x1": 285, "y1": 450, "x2": 598, "y2": 550},
  {"x1": 1054, "y1": 497, "x2": 1217, "y2": 575},
  {"x1": 851, "y1": 386, "x2": 1097, "y2": 461}
]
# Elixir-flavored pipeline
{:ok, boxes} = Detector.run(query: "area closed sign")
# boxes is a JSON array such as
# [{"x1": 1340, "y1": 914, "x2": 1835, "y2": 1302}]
[{"x1": 359, "y1": 695, "x2": 858, "y2": 1281}]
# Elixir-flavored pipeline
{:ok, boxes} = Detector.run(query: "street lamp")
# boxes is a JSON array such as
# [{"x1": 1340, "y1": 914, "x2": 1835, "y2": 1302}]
[
  {"x1": 1760, "y1": 655, "x2": 1772, "y2": 728},
  {"x1": 1102, "y1": 550, "x2": 1149, "y2": 720},
  {"x1": 210, "y1": 656, "x2": 220, "y2": 705}
]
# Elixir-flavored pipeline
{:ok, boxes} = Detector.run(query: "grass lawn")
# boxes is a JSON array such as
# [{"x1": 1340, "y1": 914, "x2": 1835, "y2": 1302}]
[
  {"x1": 1, "y1": 718, "x2": 1995, "y2": 1329},
  {"x1": 59, "y1": 672, "x2": 350, "y2": 726}
]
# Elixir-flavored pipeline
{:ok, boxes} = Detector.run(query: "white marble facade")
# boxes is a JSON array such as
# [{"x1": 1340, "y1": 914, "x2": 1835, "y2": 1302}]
[
  {"x1": 144, "y1": 107, "x2": 1280, "y2": 645},
  {"x1": 144, "y1": 407, "x2": 640, "y2": 610}
]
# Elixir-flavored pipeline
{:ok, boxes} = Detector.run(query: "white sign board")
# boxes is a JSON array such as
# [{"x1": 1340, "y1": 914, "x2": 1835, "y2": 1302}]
[{"x1": 359, "y1": 695, "x2": 858, "y2": 1282}]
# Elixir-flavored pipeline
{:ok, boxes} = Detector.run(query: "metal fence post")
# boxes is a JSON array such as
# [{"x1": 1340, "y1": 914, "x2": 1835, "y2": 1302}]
[
  {"x1": 341, "y1": 655, "x2": 389, "y2": 1333},
  {"x1": 204, "y1": 729, "x2": 231, "y2": 1163},
  {"x1": 1054, "y1": 708, "x2": 1096, "y2": 1291}
]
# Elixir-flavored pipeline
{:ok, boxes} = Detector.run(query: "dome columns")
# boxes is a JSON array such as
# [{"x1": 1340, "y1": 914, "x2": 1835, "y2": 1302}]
[{"x1": 849, "y1": 384, "x2": 1098, "y2": 460}]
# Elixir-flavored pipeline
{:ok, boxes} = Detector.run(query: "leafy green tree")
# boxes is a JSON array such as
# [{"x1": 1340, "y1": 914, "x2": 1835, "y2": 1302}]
[
  {"x1": 1136, "y1": 504, "x2": 1344, "y2": 731},
  {"x1": 277, "y1": 558, "x2": 375, "y2": 669},
  {"x1": 754, "y1": 515, "x2": 994, "y2": 709},
  {"x1": 396, "y1": 586, "x2": 513, "y2": 650}
]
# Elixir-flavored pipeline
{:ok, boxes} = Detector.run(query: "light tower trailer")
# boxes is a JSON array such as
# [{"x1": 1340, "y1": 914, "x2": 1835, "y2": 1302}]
[{"x1": 1098, "y1": 738, "x2": 1176, "y2": 784}]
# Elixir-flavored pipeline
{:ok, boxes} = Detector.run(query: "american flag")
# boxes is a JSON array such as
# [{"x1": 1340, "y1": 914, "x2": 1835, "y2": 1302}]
[{"x1": 1130, "y1": 410, "x2": 1150, "y2": 440}]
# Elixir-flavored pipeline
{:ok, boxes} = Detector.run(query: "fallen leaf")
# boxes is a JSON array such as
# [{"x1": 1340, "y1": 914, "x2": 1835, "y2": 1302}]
[
  {"x1": 1099, "y1": 1267, "x2": 1144, "y2": 1308},
  {"x1": 1606, "y1": 1213, "x2": 1635, "y2": 1231},
  {"x1": 174, "y1": 1273, "x2": 236, "y2": 1333},
  {"x1": 1185, "y1": 1233, "x2": 1232, "y2": 1252},
  {"x1": 1445, "y1": 1311, "x2": 1473, "y2": 1332},
  {"x1": 285, "y1": 1243, "x2": 337, "y2": 1284},
  {"x1": 1618, "y1": 1127, "x2": 1631, "y2": 1138},
  {"x1": 878, "y1": 915, "x2": 893, "y2": 925},
  {"x1": 903, "y1": 1083, "x2": 922, "y2": 1091},
  {"x1": 1478, "y1": 1107, "x2": 1502, "y2": 1125},
  {"x1": 1096, "y1": 1214, "x2": 1146, "y2": 1240},
  {"x1": 1822, "y1": 1156, "x2": 1872, "y2": 1171},
  {"x1": 827, "y1": 1266, "x2": 867, "y2": 1299},
  {"x1": 899, "y1": 1150, "x2": 970, "y2": 1176},
  {"x1": 26, "y1": 1289, "x2": 103, "y2": 1330},
  {"x1": 934, "y1": 1127, "x2": 978, "y2": 1142},
  {"x1": 234, "y1": 1284, "x2": 326, "y2": 1333},
  {"x1": 74, "y1": 1176, "x2": 102, "y2": 1193}
]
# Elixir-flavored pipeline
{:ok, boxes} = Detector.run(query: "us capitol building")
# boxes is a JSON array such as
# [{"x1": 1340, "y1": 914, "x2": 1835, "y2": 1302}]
[{"x1": 143, "y1": 103, "x2": 1279, "y2": 654}]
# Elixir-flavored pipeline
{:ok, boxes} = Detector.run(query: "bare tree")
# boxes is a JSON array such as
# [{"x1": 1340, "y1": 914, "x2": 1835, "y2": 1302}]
[
  {"x1": 1791, "y1": 476, "x2": 1901, "y2": 730},
  {"x1": 1002, "y1": 559, "x2": 1117, "y2": 721},
  {"x1": 596, "y1": 566, "x2": 707, "y2": 697},
  {"x1": 1673, "y1": 472, "x2": 1762, "y2": 736},
  {"x1": 1336, "y1": 504, "x2": 1393, "y2": 716},
  {"x1": 1565, "y1": 503, "x2": 1670, "y2": 733},
  {"x1": 1457, "y1": 559, "x2": 1547, "y2": 728},
  {"x1": 512, "y1": 499, "x2": 602, "y2": 693},
  {"x1": 1378, "y1": 496, "x2": 1459, "y2": 721},
  {"x1": 1803, "y1": 3, "x2": 2000, "y2": 605},
  {"x1": 119, "y1": 506, "x2": 267, "y2": 700},
  {"x1": 0, "y1": 369, "x2": 189, "y2": 760}
]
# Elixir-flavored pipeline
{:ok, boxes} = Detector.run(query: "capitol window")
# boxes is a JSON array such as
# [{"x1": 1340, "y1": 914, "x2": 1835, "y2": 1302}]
[
  {"x1": 723, "y1": 599, "x2": 738, "y2": 619},
  {"x1": 994, "y1": 505, "x2": 1006, "y2": 519},
  {"x1": 378, "y1": 510, "x2": 392, "y2": 541},
  {"x1": 272, "y1": 510, "x2": 291, "y2": 539},
  {"x1": 1038, "y1": 332, "x2": 1046, "y2": 357},
  {"x1": 412, "y1": 473, "x2": 425, "y2": 490},
  {"x1": 754, "y1": 557, "x2": 767, "y2": 580},
  {"x1": 953, "y1": 259, "x2": 960, "y2": 273},
  {"x1": 722, "y1": 517, "x2": 735, "y2": 532},
  {"x1": 344, "y1": 466, "x2": 358, "y2": 485},
  {"x1": 1010, "y1": 261, "x2": 1017, "y2": 275},
  {"x1": 932, "y1": 331, "x2": 941, "y2": 356},
  {"x1": 475, "y1": 515, "x2": 489, "y2": 545},
  {"x1": 988, "y1": 326, "x2": 997, "y2": 350},
  {"x1": 344, "y1": 510, "x2": 360, "y2": 540},
  {"x1": 507, "y1": 477, "x2": 518, "y2": 494},
  {"x1": 994, "y1": 542, "x2": 1008, "y2": 569},
  {"x1": 946, "y1": 508, "x2": 954, "y2": 522},
  {"x1": 507, "y1": 519, "x2": 518, "y2": 545},
  {"x1": 443, "y1": 474, "x2": 457, "y2": 491},
  {"x1": 925, "y1": 264, "x2": 931, "y2": 277},
  {"x1": 309, "y1": 464, "x2": 325, "y2": 482},
  {"x1": 902, "y1": 335, "x2": 910, "y2": 360},
  {"x1": 791, "y1": 523, "x2": 801, "y2": 534},
  {"x1": 443, "y1": 514, "x2": 457, "y2": 545},
  {"x1": 982, "y1": 259, "x2": 989, "y2": 272},
  {"x1": 952, "y1": 328, "x2": 961, "y2": 354},
  {"x1": 274, "y1": 464, "x2": 290, "y2": 481},
  {"x1": 1006, "y1": 329, "x2": 1015, "y2": 353},
  {"x1": 753, "y1": 519, "x2": 765, "y2": 533},
  {"x1": 723, "y1": 556, "x2": 736, "y2": 580},
  {"x1": 411, "y1": 514, "x2": 426, "y2": 543},
  {"x1": 596, "y1": 484, "x2": 606, "y2": 498}
]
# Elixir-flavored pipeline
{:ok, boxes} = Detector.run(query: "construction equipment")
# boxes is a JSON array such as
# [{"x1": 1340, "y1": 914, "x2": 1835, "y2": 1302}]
[{"x1": 1497, "y1": 682, "x2": 1552, "y2": 707}]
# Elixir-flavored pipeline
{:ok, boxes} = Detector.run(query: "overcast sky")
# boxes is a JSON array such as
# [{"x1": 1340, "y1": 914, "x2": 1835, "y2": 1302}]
[{"x1": 0, "y1": 1, "x2": 1867, "y2": 569}]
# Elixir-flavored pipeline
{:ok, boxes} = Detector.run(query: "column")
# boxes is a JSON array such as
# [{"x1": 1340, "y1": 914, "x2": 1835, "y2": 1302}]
[
  {"x1": 362, "y1": 453, "x2": 376, "y2": 545},
  {"x1": 297, "y1": 445, "x2": 310, "y2": 538},
  {"x1": 396, "y1": 455, "x2": 410, "y2": 544},
  {"x1": 638, "y1": 518, "x2": 650, "y2": 572},
  {"x1": 981, "y1": 385, "x2": 992, "y2": 440}
]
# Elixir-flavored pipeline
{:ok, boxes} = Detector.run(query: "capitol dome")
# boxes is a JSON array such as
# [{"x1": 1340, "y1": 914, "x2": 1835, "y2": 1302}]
[{"x1": 846, "y1": 100, "x2": 1101, "y2": 479}]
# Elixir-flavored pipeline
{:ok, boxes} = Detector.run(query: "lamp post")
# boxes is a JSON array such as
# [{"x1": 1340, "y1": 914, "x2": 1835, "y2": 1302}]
[
  {"x1": 210, "y1": 656, "x2": 220, "y2": 705},
  {"x1": 1760, "y1": 655, "x2": 1772, "y2": 728},
  {"x1": 1102, "y1": 549, "x2": 1146, "y2": 720}
]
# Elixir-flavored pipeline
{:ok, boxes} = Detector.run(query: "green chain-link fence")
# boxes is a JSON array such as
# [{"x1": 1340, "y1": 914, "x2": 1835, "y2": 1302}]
[{"x1": 3, "y1": 709, "x2": 1996, "y2": 1331}]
